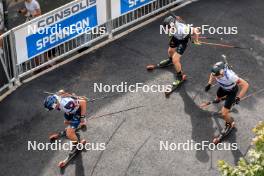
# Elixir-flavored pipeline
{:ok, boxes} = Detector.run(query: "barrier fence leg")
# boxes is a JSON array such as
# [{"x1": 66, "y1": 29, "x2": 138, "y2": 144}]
[
  {"x1": 9, "y1": 30, "x2": 20, "y2": 87},
  {"x1": 106, "y1": 0, "x2": 113, "y2": 39}
]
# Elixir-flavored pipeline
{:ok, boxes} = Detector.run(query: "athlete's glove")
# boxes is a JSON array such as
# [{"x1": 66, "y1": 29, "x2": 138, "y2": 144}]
[
  {"x1": 235, "y1": 97, "x2": 240, "y2": 104},
  {"x1": 204, "y1": 84, "x2": 211, "y2": 92},
  {"x1": 76, "y1": 114, "x2": 86, "y2": 120}
]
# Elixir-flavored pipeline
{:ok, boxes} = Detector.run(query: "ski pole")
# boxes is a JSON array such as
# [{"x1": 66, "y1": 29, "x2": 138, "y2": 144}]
[
  {"x1": 213, "y1": 88, "x2": 264, "y2": 115},
  {"x1": 44, "y1": 91, "x2": 89, "y2": 100},
  {"x1": 199, "y1": 96, "x2": 227, "y2": 108},
  {"x1": 89, "y1": 105, "x2": 145, "y2": 120},
  {"x1": 240, "y1": 88, "x2": 264, "y2": 101},
  {"x1": 192, "y1": 36, "x2": 224, "y2": 41},
  {"x1": 196, "y1": 41, "x2": 253, "y2": 51},
  {"x1": 43, "y1": 91, "x2": 118, "y2": 102},
  {"x1": 203, "y1": 88, "x2": 264, "y2": 110}
]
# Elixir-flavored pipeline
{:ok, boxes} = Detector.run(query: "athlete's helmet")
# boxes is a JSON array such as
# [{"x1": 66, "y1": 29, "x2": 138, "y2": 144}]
[
  {"x1": 163, "y1": 16, "x2": 175, "y2": 28},
  {"x1": 44, "y1": 95, "x2": 58, "y2": 111},
  {"x1": 211, "y1": 62, "x2": 225, "y2": 76}
]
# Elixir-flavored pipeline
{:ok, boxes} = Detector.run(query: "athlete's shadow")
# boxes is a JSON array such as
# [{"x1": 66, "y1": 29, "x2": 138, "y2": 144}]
[
  {"x1": 211, "y1": 116, "x2": 243, "y2": 164},
  {"x1": 75, "y1": 153, "x2": 85, "y2": 176},
  {"x1": 178, "y1": 84, "x2": 243, "y2": 164},
  {"x1": 178, "y1": 84, "x2": 214, "y2": 162},
  {"x1": 59, "y1": 133, "x2": 86, "y2": 175},
  {"x1": 59, "y1": 152, "x2": 85, "y2": 175}
]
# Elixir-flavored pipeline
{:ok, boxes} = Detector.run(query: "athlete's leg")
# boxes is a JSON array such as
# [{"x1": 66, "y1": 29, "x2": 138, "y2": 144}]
[
  {"x1": 221, "y1": 86, "x2": 238, "y2": 123},
  {"x1": 171, "y1": 50, "x2": 182, "y2": 73},
  {"x1": 169, "y1": 36, "x2": 189, "y2": 81},
  {"x1": 64, "y1": 113, "x2": 79, "y2": 143},
  {"x1": 221, "y1": 107, "x2": 233, "y2": 123},
  {"x1": 168, "y1": 35, "x2": 181, "y2": 74},
  {"x1": 158, "y1": 57, "x2": 172, "y2": 67},
  {"x1": 214, "y1": 87, "x2": 227, "y2": 103},
  {"x1": 78, "y1": 99, "x2": 87, "y2": 127},
  {"x1": 66, "y1": 127, "x2": 78, "y2": 143}
]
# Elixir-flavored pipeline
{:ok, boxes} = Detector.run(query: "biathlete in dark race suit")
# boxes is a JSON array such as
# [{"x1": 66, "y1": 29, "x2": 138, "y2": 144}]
[
  {"x1": 148, "y1": 15, "x2": 201, "y2": 86},
  {"x1": 205, "y1": 62, "x2": 249, "y2": 143}
]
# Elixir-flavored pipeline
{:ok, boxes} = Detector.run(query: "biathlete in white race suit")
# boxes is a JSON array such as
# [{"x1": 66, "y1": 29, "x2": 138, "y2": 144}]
[
  {"x1": 44, "y1": 90, "x2": 87, "y2": 145},
  {"x1": 158, "y1": 15, "x2": 201, "y2": 85},
  {"x1": 205, "y1": 62, "x2": 249, "y2": 133}
]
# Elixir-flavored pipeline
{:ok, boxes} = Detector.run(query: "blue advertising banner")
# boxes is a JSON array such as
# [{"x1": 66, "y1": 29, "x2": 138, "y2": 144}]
[
  {"x1": 26, "y1": 6, "x2": 98, "y2": 59},
  {"x1": 121, "y1": 0, "x2": 154, "y2": 14}
]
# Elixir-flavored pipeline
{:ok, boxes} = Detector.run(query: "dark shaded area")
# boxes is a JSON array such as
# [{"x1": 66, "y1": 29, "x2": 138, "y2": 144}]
[{"x1": 0, "y1": 60, "x2": 8, "y2": 87}]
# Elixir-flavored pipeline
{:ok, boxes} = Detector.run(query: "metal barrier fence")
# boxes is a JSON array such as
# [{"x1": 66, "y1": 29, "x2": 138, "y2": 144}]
[
  {"x1": 0, "y1": 0, "x2": 183, "y2": 97},
  {"x1": 111, "y1": 0, "x2": 182, "y2": 32},
  {"x1": 0, "y1": 31, "x2": 16, "y2": 93}
]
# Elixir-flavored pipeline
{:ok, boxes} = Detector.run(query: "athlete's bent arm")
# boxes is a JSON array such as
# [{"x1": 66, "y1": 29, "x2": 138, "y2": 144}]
[
  {"x1": 237, "y1": 78, "x2": 249, "y2": 99},
  {"x1": 79, "y1": 99, "x2": 87, "y2": 117},
  {"x1": 204, "y1": 74, "x2": 215, "y2": 92},
  {"x1": 32, "y1": 9, "x2": 41, "y2": 17},
  {"x1": 208, "y1": 73, "x2": 215, "y2": 85}
]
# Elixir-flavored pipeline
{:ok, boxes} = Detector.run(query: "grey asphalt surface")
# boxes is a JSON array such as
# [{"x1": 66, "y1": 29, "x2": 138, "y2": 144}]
[{"x1": 1, "y1": 0, "x2": 264, "y2": 175}]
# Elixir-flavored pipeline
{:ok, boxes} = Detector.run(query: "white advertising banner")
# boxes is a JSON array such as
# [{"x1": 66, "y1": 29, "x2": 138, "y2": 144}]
[
  {"x1": 111, "y1": 0, "x2": 155, "y2": 19},
  {"x1": 14, "y1": 0, "x2": 107, "y2": 64}
]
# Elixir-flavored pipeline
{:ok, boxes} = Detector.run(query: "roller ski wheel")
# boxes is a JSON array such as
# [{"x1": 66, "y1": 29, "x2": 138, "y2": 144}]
[
  {"x1": 80, "y1": 139, "x2": 87, "y2": 145},
  {"x1": 146, "y1": 60, "x2": 173, "y2": 71},
  {"x1": 57, "y1": 139, "x2": 87, "y2": 168},
  {"x1": 146, "y1": 64, "x2": 158, "y2": 71},
  {"x1": 213, "y1": 138, "x2": 220, "y2": 145},
  {"x1": 49, "y1": 130, "x2": 66, "y2": 142},
  {"x1": 165, "y1": 75, "x2": 187, "y2": 98},
  {"x1": 58, "y1": 161, "x2": 66, "y2": 168},
  {"x1": 49, "y1": 133, "x2": 60, "y2": 143},
  {"x1": 213, "y1": 122, "x2": 235, "y2": 145}
]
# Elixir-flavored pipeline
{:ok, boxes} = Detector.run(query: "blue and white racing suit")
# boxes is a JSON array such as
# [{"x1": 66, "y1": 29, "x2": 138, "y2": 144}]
[{"x1": 55, "y1": 95, "x2": 81, "y2": 129}]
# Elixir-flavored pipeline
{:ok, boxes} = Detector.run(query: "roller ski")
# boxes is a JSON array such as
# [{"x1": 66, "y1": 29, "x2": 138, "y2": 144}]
[
  {"x1": 58, "y1": 139, "x2": 86, "y2": 168},
  {"x1": 49, "y1": 130, "x2": 66, "y2": 143},
  {"x1": 146, "y1": 58, "x2": 173, "y2": 71},
  {"x1": 165, "y1": 74, "x2": 187, "y2": 97},
  {"x1": 49, "y1": 123, "x2": 87, "y2": 143},
  {"x1": 213, "y1": 121, "x2": 235, "y2": 144}
]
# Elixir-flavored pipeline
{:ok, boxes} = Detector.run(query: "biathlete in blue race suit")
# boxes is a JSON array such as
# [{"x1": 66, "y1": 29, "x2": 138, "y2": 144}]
[{"x1": 44, "y1": 90, "x2": 87, "y2": 144}]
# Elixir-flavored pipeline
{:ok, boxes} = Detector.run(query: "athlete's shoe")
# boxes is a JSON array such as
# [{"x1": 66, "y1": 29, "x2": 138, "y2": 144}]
[
  {"x1": 172, "y1": 79, "x2": 182, "y2": 87},
  {"x1": 157, "y1": 58, "x2": 172, "y2": 68},
  {"x1": 212, "y1": 99, "x2": 221, "y2": 104}
]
